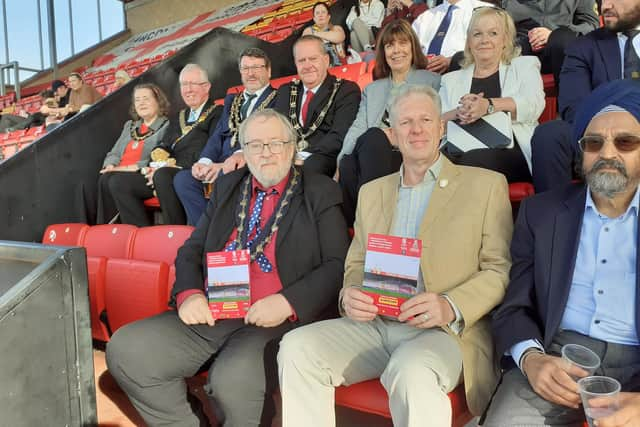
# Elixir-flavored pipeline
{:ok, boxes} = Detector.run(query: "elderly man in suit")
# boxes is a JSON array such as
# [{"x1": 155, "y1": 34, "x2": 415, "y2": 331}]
[
  {"x1": 174, "y1": 48, "x2": 277, "y2": 225},
  {"x1": 277, "y1": 85, "x2": 513, "y2": 427},
  {"x1": 150, "y1": 63, "x2": 221, "y2": 225},
  {"x1": 531, "y1": 0, "x2": 640, "y2": 192},
  {"x1": 106, "y1": 109, "x2": 350, "y2": 427},
  {"x1": 223, "y1": 35, "x2": 361, "y2": 178},
  {"x1": 485, "y1": 79, "x2": 640, "y2": 425}
]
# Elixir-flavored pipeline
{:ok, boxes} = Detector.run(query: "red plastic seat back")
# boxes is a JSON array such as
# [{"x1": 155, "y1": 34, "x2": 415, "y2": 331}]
[
  {"x1": 87, "y1": 256, "x2": 109, "y2": 342},
  {"x1": 328, "y1": 62, "x2": 367, "y2": 83},
  {"x1": 131, "y1": 225, "x2": 194, "y2": 265},
  {"x1": 83, "y1": 224, "x2": 137, "y2": 258},
  {"x1": 508, "y1": 182, "x2": 535, "y2": 203},
  {"x1": 104, "y1": 258, "x2": 170, "y2": 333},
  {"x1": 42, "y1": 223, "x2": 89, "y2": 246}
]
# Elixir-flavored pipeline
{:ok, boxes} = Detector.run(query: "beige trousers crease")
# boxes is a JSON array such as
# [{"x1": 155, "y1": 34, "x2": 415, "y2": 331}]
[{"x1": 278, "y1": 316, "x2": 463, "y2": 427}]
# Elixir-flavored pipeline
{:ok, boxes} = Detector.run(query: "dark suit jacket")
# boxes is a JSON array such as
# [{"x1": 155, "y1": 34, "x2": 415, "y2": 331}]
[
  {"x1": 172, "y1": 166, "x2": 350, "y2": 323},
  {"x1": 274, "y1": 74, "x2": 361, "y2": 176},
  {"x1": 492, "y1": 183, "x2": 640, "y2": 357},
  {"x1": 157, "y1": 98, "x2": 221, "y2": 169},
  {"x1": 503, "y1": 0, "x2": 598, "y2": 34},
  {"x1": 559, "y1": 28, "x2": 621, "y2": 123},
  {"x1": 200, "y1": 87, "x2": 277, "y2": 163}
]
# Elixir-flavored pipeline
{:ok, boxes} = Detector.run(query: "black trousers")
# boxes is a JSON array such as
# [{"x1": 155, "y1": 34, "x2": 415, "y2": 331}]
[
  {"x1": 530, "y1": 119, "x2": 579, "y2": 193},
  {"x1": 442, "y1": 139, "x2": 532, "y2": 183},
  {"x1": 516, "y1": 25, "x2": 579, "y2": 89},
  {"x1": 96, "y1": 171, "x2": 154, "y2": 226},
  {"x1": 339, "y1": 128, "x2": 402, "y2": 226},
  {"x1": 153, "y1": 167, "x2": 187, "y2": 225},
  {"x1": 106, "y1": 311, "x2": 293, "y2": 427}
]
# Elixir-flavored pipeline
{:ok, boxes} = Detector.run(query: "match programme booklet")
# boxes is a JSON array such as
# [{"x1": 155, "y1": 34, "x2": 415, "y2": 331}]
[
  {"x1": 206, "y1": 249, "x2": 251, "y2": 319},
  {"x1": 362, "y1": 234, "x2": 422, "y2": 318}
]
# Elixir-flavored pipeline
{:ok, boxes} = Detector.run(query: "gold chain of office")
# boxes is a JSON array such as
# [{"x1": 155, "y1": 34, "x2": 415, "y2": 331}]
[
  {"x1": 288, "y1": 78, "x2": 342, "y2": 151},
  {"x1": 228, "y1": 90, "x2": 277, "y2": 148}
]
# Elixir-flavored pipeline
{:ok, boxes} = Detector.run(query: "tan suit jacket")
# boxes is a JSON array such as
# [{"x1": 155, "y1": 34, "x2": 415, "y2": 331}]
[{"x1": 343, "y1": 156, "x2": 513, "y2": 415}]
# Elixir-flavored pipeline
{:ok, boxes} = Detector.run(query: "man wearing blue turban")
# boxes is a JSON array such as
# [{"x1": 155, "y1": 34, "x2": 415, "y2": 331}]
[{"x1": 485, "y1": 79, "x2": 640, "y2": 426}]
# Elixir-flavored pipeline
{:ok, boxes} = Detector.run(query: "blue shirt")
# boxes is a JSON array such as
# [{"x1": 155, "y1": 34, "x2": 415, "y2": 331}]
[{"x1": 511, "y1": 187, "x2": 639, "y2": 367}]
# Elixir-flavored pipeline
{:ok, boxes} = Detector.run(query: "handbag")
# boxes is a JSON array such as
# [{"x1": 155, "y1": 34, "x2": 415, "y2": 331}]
[{"x1": 443, "y1": 111, "x2": 514, "y2": 153}]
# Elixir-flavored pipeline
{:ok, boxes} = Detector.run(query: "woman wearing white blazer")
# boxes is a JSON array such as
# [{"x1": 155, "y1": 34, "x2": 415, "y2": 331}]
[
  {"x1": 338, "y1": 19, "x2": 440, "y2": 225},
  {"x1": 439, "y1": 6, "x2": 545, "y2": 183}
]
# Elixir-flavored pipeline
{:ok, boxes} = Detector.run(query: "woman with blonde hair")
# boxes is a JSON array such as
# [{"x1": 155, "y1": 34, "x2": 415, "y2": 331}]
[{"x1": 439, "y1": 6, "x2": 545, "y2": 183}]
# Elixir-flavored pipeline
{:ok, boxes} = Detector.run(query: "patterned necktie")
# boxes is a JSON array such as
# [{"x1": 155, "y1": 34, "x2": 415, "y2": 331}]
[
  {"x1": 240, "y1": 93, "x2": 257, "y2": 120},
  {"x1": 427, "y1": 4, "x2": 457, "y2": 56},
  {"x1": 188, "y1": 109, "x2": 197, "y2": 123},
  {"x1": 301, "y1": 90, "x2": 314, "y2": 126},
  {"x1": 226, "y1": 189, "x2": 273, "y2": 272},
  {"x1": 624, "y1": 30, "x2": 640, "y2": 79}
]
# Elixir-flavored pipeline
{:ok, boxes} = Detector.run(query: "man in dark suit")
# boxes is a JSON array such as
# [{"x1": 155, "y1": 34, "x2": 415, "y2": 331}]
[
  {"x1": 150, "y1": 63, "x2": 221, "y2": 225},
  {"x1": 223, "y1": 35, "x2": 361, "y2": 178},
  {"x1": 174, "y1": 48, "x2": 277, "y2": 225},
  {"x1": 485, "y1": 80, "x2": 640, "y2": 426},
  {"x1": 531, "y1": 0, "x2": 640, "y2": 192},
  {"x1": 106, "y1": 109, "x2": 350, "y2": 427}
]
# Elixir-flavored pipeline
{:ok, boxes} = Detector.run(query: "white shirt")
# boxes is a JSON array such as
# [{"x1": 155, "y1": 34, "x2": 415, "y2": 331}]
[
  {"x1": 616, "y1": 28, "x2": 640, "y2": 77},
  {"x1": 346, "y1": 0, "x2": 386, "y2": 30},
  {"x1": 412, "y1": 0, "x2": 492, "y2": 58},
  {"x1": 243, "y1": 84, "x2": 269, "y2": 117},
  {"x1": 189, "y1": 100, "x2": 207, "y2": 122}
]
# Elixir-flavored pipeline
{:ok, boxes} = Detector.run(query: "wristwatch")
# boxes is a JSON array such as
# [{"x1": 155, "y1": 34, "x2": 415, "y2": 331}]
[{"x1": 486, "y1": 98, "x2": 495, "y2": 114}]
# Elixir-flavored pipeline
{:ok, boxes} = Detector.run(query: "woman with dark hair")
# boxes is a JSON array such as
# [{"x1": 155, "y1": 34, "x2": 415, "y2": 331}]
[
  {"x1": 96, "y1": 83, "x2": 170, "y2": 226},
  {"x1": 338, "y1": 19, "x2": 440, "y2": 225},
  {"x1": 302, "y1": 2, "x2": 346, "y2": 66}
]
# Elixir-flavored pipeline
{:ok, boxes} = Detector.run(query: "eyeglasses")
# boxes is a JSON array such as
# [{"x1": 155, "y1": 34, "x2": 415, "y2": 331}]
[
  {"x1": 239, "y1": 64, "x2": 267, "y2": 73},
  {"x1": 243, "y1": 140, "x2": 291, "y2": 155},
  {"x1": 578, "y1": 134, "x2": 640, "y2": 153},
  {"x1": 180, "y1": 81, "x2": 208, "y2": 88}
]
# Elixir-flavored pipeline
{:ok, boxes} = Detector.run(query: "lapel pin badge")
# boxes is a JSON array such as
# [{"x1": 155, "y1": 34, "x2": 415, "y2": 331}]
[{"x1": 439, "y1": 179, "x2": 448, "y2": 188}]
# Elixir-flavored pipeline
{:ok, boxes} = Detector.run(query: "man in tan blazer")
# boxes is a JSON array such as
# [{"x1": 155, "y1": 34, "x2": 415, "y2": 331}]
[{"x1": 277, "y1": 84, "x2": 513, "y2": 427}]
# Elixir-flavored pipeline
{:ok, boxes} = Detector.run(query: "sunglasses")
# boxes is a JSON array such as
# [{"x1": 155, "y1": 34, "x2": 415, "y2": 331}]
[{"x1": 578, "y1": 134, "x2": 640, "y2": 153}]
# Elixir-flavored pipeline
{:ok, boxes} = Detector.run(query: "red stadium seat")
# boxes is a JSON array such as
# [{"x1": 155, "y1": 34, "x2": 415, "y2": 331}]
[
  {"x1": 143, "y1": 197, "x2": 161, "y2": 208},
  {"x1": 104, "y1": 258, "x2": 170, "y2": 332},
  {"x1": 87, "y1": 256, "x2": 110, "y2": 341},
  {"x1": 131, "y1": 225, "x2": 194, "y2": 265},
  {"x1": 83, "y1": 224, "x2": 137, "y2": 258},
  {"x1": 334, "y1": 380, "x2": 473, "y2": 427},
  {"x1": 42, "y1": 223, "x2": 89, "y2": 246},
  {"x1": 508, "y1": 182, "x2": 535, "y2": 202},
  {"x1": 270, "y1": 74, "x2": 296, "y2": 88},
  {"x1": 227, "y1": 84, "x2": 244, "y2": 95},
  {"x1": 328, "y1": 62, "x2": 367, "y2": 83}
]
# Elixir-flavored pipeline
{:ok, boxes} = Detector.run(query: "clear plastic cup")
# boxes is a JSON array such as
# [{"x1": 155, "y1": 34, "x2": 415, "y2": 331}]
[
  {"x1": 561, "y1": 343, "x2": 600, "y2": 378},
  {"x1": 578, "y1": 376, "x2": 620, "y2": 427}
]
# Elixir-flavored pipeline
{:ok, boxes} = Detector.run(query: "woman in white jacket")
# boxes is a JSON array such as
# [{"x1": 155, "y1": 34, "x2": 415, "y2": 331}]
[
  {"x1": 346, "y1": 0, "x2": 385, "y2": 52},
  {"x1": 439, "y1": 6, "x2": 545, "y2": 182}
]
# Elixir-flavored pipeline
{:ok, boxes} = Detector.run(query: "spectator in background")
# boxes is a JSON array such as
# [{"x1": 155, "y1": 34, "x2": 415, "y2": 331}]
[
  {"x1": 338, "y1": 19, "x2": 440, "y2": 225},
  {"x1": 38, "y1": 89, "x2": 64, "y2": 130},
  {"x1": 51, "y1": 79, "x2": 70, "y2": 108},
  {"x1": 65, "y1": 72, "x2": 103, "y2": 116},
  {"x1": 95, "y1": 83, "x2": 169, "y2": 225},
  {"x1": 109, "y1": 69, "x2": 131, "y2": 93},
  {"x1": 380, "y1": 0, "x2": 428, "y2": 31},
  {"x1": 502, "y1": 0, "x2": 599, "y2": 88},
  {"x1": 346, "y1": 0, "x2": 386, "y2": 52},
  {"x1": 302, "y1": 2, "x2": 346, "y2": 66},
  {"x1": 412, "y1": 0, "x2": 493, "y2": 74},
  {"x1": 439, "y1": 6, "x2": 545, "y2": 183}
]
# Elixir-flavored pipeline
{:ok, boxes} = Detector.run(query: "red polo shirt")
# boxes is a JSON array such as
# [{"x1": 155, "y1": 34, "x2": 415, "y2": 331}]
[{"x1": 176, "y1": 172, "x2": 291, "y2": 308}]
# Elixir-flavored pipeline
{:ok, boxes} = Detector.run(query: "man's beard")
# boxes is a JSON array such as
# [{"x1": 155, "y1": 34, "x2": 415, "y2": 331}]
[
  {"x1": 584, "y1": 158, "x2": 629, "y2": 198},
  {"x1": 605, "y1": 3, "x2": 640, "y2": 32}
]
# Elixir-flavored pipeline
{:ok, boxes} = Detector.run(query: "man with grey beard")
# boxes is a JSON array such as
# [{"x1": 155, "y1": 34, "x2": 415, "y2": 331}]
[
  {"x1": 485, "y1": 79, "x2": 640, "y2": 425},
  {"x1": 106, "y1": 109, "x2": 349, "y2": 427}
]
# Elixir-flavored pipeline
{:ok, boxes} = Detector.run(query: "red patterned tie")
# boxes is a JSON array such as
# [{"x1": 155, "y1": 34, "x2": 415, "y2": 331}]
[{"x1": 301, "y1": 90, "x2": 314, "y2": 126}]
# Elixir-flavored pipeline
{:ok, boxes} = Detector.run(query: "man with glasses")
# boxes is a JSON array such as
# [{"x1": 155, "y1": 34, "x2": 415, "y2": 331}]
[
  {"x1": 150, "y1": 63, "x2": 221, "y2": 225},
  {"x1": 224, "y1": 35, "x2": 361, "y2": 179},
  {"x1": 174, "y1": 48, "x2": 277, "y2": 225},
  {"x1": 106, "y1": 108, "x2": 350, "y2": 427},
  {"x1": 485, "y1": 79, "x2": 640, "y2": 425}
]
